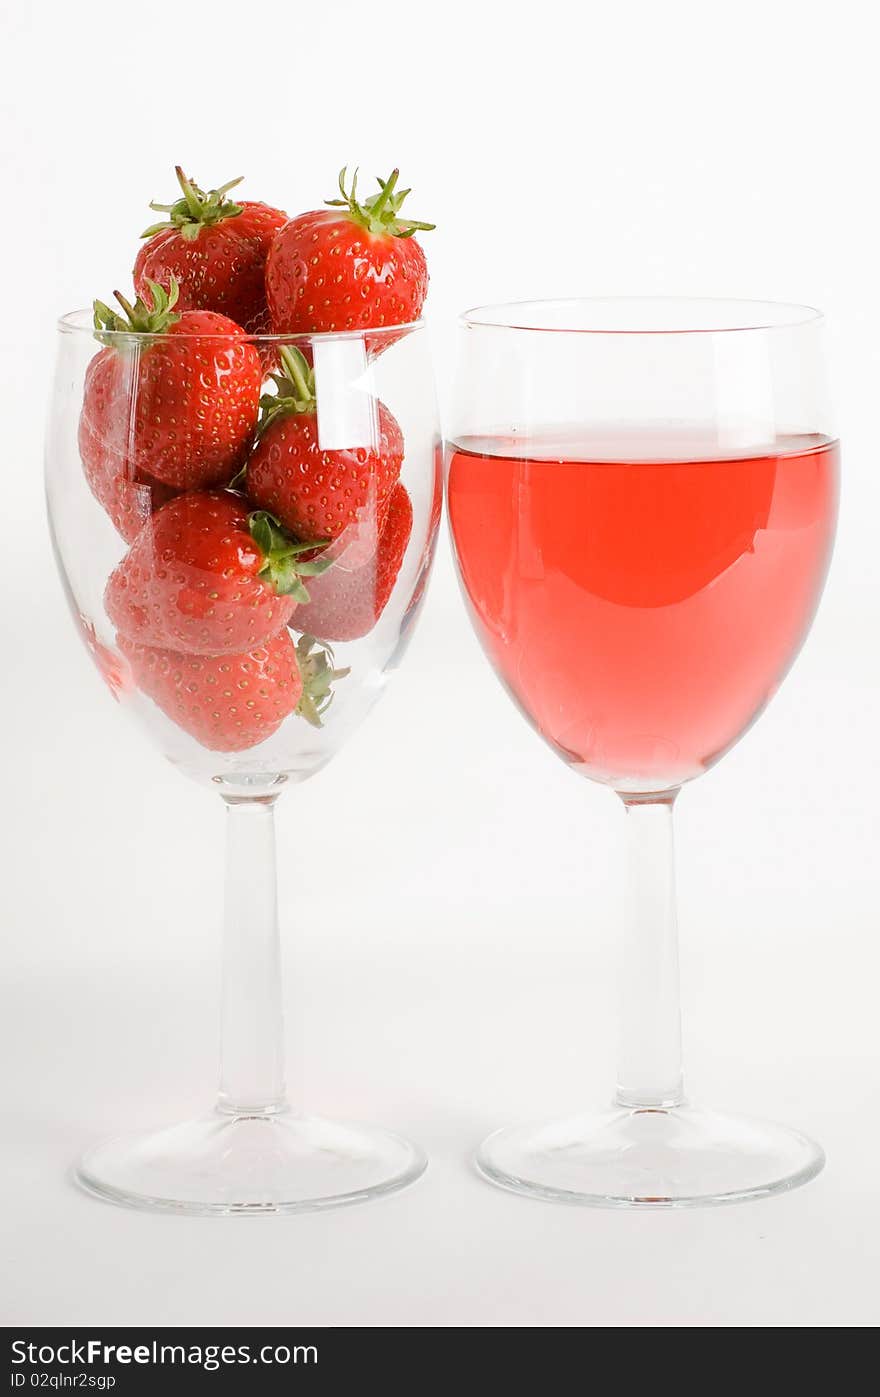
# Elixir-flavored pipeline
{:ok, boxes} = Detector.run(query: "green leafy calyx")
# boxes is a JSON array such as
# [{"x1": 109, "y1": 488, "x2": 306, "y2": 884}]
[
  {"x1": 141, "y1": 166, "x2": 245, "y2": 241},
  {"x1": 93, "y1": 278, "x2": 181, "y2": 342},
  {"x1": 249, "y1": 510, "x2": 332, "y2": 603},
  {"x1": 258, "y1": 346, "x2": 317, "y2": 434},
  {"x1": 294, "y1": 634, "x2": 351, "y2": 728},
  {"x1": 325, "y1": 167, "x2": 435, "y2": 239}
]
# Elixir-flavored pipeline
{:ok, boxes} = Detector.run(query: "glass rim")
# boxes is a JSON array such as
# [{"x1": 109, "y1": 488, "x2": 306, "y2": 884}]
[
  {"x1": 458, "y1": 296, "x2": 824, "y2": 336},
  {"x1": 56, "y1": 308, "x2": 426, "y2": 345}
]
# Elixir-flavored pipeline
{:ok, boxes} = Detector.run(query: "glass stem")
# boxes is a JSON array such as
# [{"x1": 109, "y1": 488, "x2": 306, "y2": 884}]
[
  {"x1": 217, "y1": 794, "x2": 287, "y2": 1116},
  {"x1": 615, "y1": 790, "x2": 685, "y2": 1110}
]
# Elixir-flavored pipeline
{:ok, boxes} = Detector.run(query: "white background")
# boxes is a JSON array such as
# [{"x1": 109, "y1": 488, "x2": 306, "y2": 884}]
[{"x1": 1, "y1": 0, "x2": 878, "y2": 1328}]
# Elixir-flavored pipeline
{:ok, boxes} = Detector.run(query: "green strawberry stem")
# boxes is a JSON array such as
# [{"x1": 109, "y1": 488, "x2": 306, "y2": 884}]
[
  {"x1": 281, "y1": 346, "x2": 313, "y2": 403},
  {"x1": 294, "y1": 634, "x2": 351, "y2": 728},
  {"x1": 93, "y1": 277, "x2": 181, "y2": 341},
  {"x1": 249, "y1": 510, "x2": 333, "y2": 603},
  {"x1": 325, "y1": 167, "x2": 435, "y2": 239},
  {"x1": 256, "y1": 347, "x2": 316, "y2": 434},
  {"x1": 367, "y1": 168, "x2": 398, "y2": 221},
  {"x1": 228, "y1": 462, "x2": 248, "y2": 492},
  {"x1": 141, "y1": 166, "x2": 245, "y2": 241},
  {"x1": 176, "y1": 167, "x2": 212, "y2": 222}
]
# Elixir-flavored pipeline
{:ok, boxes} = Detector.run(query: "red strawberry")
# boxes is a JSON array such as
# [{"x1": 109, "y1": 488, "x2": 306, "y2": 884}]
[
  {"x1": 80, "y1": 279, "x2": 262, "y2": 495},
  {"x1": 265, "y1": 168, "x2": 433, "y2": 337},
  {"x1": 120, "y1": 630, "x2": 349, "y2": 751},
  {"x1": 120, "y1": 630, "x2": 301, "y2": 751},
  {"x1": 407, "y1": 441, "x2": 444, "y2": 615},
  {"x1": 78, "y1": 616, "x2": 135, "y2": 700},
  {"x1": 105, "y1": 491, "x2": 330, "y2": 655},
  {"x1": 294, "y1": 482, "x2": 413, "y2": 641},
  {"x1": 245, "y1": 346, "x2": 403, "y2": 566},
  {"x1": 78, "y1": 410, "x2": 177, "y2": 542},
  {"x1": 134, "y1": 168, "x2": 286, "y2": 334}
]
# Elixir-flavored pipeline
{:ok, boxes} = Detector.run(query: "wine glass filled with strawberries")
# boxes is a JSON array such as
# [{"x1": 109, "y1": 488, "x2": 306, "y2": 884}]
[{"x1": 46, "y1": 165, "x2": 440, "y2": 1214}]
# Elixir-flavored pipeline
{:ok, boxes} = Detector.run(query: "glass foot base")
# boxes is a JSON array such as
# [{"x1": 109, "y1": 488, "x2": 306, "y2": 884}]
[
  {"x1": 476, "y1": 1103, "x2": 824, "y2": 1209},
  {"x1": 76, "y1": 1109, "x2": 427, "y2": 1215}
]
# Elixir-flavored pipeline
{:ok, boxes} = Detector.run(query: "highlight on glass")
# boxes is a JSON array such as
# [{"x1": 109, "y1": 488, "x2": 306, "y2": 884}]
[
  {"x1": 447, "y1": 298, "x2": 838, "y2": 1207},
  {"x1": 46, "y1": 306, "x2": 440, "y2": 1214}
]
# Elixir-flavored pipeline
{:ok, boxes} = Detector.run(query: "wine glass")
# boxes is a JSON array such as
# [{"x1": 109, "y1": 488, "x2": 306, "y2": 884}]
[
  {"x1": 46, "y1": 311, "x2": 440, "y2": 1214},
  {"x1": 446, "y1": 298, "x2": 838, "y2": 1207}
]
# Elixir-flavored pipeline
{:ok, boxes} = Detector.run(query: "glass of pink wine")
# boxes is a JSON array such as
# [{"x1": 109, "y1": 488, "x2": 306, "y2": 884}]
[{"x1": 447, "y1": 298, "x2": 839, "y2": 1207}]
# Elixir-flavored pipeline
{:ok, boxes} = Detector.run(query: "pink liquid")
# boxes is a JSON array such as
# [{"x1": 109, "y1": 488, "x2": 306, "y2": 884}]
[{"x1": 448, "y1": 428, "x2": 838, "y2": 789}]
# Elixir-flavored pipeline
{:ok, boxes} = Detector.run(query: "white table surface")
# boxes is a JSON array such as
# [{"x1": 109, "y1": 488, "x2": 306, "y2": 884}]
[{"x1": 3, "y1": 545, "x2": 878, "y2": 1328}]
